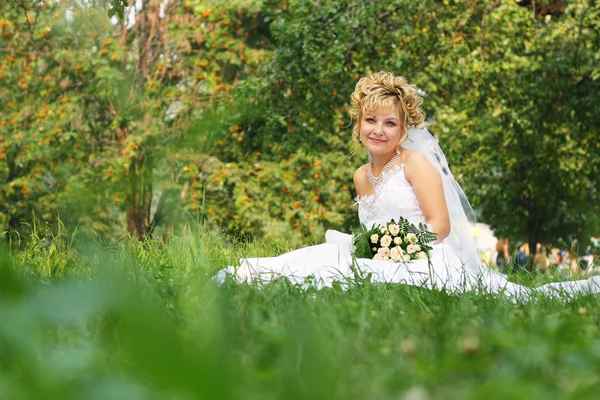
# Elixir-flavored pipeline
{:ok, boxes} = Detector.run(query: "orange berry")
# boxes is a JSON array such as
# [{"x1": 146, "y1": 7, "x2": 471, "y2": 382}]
[
  {"x1": 7, "y1": 102, "x2": 12, "y2": 108},
  {"x1": 110, "y1": 55, "x2": 117, "y2": 61},
  {"x1": 237, "y1": 136, "x2": 243, "y2": 142},
  {"x1": 293, "y1": 202, "x2": 300, "y2": 209}
]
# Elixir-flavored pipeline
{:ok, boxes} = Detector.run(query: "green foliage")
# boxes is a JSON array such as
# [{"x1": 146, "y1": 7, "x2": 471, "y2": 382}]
[
  {"x1": 2, "y1": 0, "x2": 599, "y2": 249},
  {"x1": 428, "y1": 0, "x2": 600, "y2": 250}
]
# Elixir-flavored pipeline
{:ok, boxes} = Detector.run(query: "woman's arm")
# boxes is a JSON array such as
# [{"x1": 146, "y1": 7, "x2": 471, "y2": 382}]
[{"x1": 404, "y1": 151, "x2": 450, "y2": 242}]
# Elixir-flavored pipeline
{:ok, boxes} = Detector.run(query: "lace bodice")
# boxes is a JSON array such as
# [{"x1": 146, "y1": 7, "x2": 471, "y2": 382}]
[{"x1": 355, "y1": 164, "x2": 426, "y2": 228}]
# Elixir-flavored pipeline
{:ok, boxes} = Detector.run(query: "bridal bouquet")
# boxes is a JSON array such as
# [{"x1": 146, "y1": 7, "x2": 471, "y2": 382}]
[{"x1": 352, "y1": 217, "x2": 437, "y2": 263}]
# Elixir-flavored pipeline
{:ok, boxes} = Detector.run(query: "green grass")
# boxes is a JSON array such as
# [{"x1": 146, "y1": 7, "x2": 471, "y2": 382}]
[{"x1": 1, "y1": 227, "x2": 600, "y2": 399}]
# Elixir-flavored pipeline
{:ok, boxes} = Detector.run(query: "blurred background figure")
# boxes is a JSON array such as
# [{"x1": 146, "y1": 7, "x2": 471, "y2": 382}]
[
  {"x1": 495, "y1": 238, "x2": 510, "y2": 272},
  {"x1": 533, "y1": 243, "x2": 548, "y2": 272},
  {"x1": 514, "y1": 242, "x2": 530, "y2": 272}
]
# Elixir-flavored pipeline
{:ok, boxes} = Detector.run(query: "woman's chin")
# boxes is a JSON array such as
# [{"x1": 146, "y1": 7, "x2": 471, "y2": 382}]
[{"x1": 367, "y1": 147, "x2": 394, "y2": 157}]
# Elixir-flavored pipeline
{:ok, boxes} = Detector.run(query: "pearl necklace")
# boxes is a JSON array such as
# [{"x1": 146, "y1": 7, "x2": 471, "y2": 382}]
[{"x1": 367, "y1": 150, "x2": 400, "y2": 187}]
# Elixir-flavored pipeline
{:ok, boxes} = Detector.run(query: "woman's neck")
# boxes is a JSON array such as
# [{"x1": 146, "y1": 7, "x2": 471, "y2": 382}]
[{"x1": 370, "y1": 150, "x2": 399, "y2": 175}]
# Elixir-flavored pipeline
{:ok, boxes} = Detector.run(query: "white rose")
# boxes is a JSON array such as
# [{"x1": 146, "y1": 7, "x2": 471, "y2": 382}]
[
  {"x1": 406, "y1": 244, "x2": 416, "y2": 254},
  {"x1": 393, "y1": 236, "x2": 403, "y2": 245},
  {"x1": 414, "y1": 244, "x2": 421, "y2": 252},
  {"x1": 390, "y1": 247, "x2": 402, "y2": 262},
  {"x1": 380, "y1": 235, "x2": 392, "y2": 248},
  {"x1": 377, "y1": 247, "x2": 391, "y2": 258},
  {"x1": 380, "y1": 227, "x2": 387, "y2": 234},
  {"x1": 388, "y1": 224, "x2": 400, "y2": 236},
  {"x1": 406, "y1": 233, "x2": 417, "y2": 243},
  {"x1": 418, "y1": 251, "x2": 427, "y2": 259},
  {"x1": 370, "y1": 234, "x2": 379, "y2": 244},
  {"x1": 373, "y1": 254, "x2": 384, "y2": 260},
  {"x1": 402, "y1": 254, "x2": 412, "y2": 262}
]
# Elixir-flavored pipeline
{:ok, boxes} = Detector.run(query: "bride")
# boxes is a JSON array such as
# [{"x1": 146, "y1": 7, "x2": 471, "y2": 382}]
[{"x1": 216, "y1": 71, "x2": 600, "y2": 300}]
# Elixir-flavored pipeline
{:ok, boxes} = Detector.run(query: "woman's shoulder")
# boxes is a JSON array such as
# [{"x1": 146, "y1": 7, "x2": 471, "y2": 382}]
[
  {"x1": 401, "y1": 148, "x2": 429, "y2": 166},
  {"x1": 353, "y1": 163, "x2": 369, "y2": 186},
  {"x1": 401, "y1": 149, "x2": 437, "y2": 182},
  {"x1": 353, "y1": 163, "x2": 371, "y2": 196}
]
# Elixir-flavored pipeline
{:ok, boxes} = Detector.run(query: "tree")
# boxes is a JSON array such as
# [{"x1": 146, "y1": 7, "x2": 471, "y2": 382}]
[
  {"x1": 0, "y1": 0, "x2": 282, "y2": 241},
  {"x1": 430, "y1": 0, "x2": 600, "y2": 259}
]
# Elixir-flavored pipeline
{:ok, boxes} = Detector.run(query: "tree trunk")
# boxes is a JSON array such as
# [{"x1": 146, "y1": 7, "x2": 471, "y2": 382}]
[{"x1": 125, "y1": 150, "x2": 153, "y2": 240}]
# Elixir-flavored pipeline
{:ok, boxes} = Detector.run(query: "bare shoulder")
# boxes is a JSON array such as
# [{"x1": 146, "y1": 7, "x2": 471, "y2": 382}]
[
  {"x1": 402, "y1": 149, "x2": 438, "y2": 182},
  {"x1": 353, "y1": 163, "x2": 370, "y2": 196},
  {"x1": 402, "y1": 149, "x2": 430, "y2": 167}
]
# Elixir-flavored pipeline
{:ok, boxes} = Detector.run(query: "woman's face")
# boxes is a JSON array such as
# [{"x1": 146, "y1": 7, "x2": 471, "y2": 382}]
[{"x1": 359, "y1": 106, "x2": 405, "y2": 157}]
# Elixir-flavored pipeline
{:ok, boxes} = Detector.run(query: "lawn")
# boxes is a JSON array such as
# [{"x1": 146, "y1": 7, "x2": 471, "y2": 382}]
[{"x1": 1, "y1": 229, "x2": 599, "y2": 399}]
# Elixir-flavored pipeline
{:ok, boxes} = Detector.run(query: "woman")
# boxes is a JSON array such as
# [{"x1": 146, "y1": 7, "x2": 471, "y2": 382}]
[{"x1": 216, "y1": 72, "x2": 600, "y2": 300}]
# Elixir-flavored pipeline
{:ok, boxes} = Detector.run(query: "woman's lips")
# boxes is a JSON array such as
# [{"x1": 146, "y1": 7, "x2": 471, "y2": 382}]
[{"x1": 369, "y1": 138, "x2": 386, "y2": 144}]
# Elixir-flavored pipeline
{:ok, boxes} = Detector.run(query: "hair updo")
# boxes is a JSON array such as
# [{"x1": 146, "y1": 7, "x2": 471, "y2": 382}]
[{"x1": 349, "y1": 71, "x2": 425, "y2": 147}]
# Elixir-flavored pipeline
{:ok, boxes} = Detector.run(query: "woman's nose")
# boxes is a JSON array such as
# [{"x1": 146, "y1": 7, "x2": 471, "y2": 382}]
[{"x1": 373, "y1": 123, "x2": 384, "y2": 135}]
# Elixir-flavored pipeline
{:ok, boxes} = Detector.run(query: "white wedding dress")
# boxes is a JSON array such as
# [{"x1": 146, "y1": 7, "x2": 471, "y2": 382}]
[{"x1": 216, "y1": 164, "x2": 600, "y2": 301}]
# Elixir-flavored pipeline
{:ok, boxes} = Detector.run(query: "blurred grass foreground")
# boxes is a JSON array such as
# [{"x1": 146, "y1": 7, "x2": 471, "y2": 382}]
[{"x1": 2, "y1": 226, "x2": 600, "y2": 400}]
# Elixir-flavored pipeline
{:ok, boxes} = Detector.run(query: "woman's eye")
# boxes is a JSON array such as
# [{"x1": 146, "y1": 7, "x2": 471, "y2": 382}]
[
  {"x1": 366, "y1": 118, "x2": 375, "y2": 123},
  {"x1": 386, "y1": 122, "x2": 397, "y2": 126}
]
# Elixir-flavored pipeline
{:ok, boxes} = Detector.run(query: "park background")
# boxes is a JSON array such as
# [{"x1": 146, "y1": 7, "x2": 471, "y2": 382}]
[
  {"x1": 2, "y1": 0, "x2": 599, "y2": 259},
  {"x1": 2, "y1": 1, "x2": 600, "y2": 399}
]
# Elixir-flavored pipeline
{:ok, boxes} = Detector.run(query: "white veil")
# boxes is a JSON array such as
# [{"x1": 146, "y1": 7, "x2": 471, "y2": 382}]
[{"x1": 401, "y1": 126, "x2": 483, "y2": 273}]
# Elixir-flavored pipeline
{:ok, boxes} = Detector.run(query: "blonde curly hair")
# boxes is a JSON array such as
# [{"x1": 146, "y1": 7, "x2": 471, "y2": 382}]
[{"x1": 350, "y1": 71, "x2": 425, "y2": 147}]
